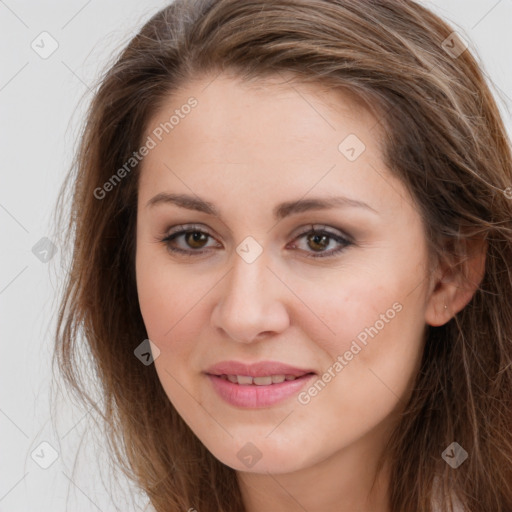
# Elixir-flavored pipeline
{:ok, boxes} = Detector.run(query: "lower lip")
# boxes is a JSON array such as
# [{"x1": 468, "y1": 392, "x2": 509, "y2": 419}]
[{"x1": 206, "y1": 374, "x2": 316, "y2": 408}]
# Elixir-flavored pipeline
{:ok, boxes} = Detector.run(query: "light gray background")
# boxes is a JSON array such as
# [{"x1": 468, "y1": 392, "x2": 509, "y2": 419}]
[{"x1": 1, "y1": 1, "x2": 511, "y2": 510}]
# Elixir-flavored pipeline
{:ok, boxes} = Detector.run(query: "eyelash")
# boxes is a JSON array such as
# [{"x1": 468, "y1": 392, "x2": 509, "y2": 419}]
[{"x1": 159, "y1": 224, "x2": 353, "y2": 259}]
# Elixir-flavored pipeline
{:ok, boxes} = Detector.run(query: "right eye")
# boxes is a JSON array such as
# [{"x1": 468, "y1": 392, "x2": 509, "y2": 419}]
[{"x1": 161, "y1": 225, "x2": 220, "y2": 256}]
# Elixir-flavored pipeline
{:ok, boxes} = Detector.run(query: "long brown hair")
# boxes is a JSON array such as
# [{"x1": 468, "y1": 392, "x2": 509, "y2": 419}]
[{"x1": 53, "y1": 1, "x2": 512, "y2": 510}]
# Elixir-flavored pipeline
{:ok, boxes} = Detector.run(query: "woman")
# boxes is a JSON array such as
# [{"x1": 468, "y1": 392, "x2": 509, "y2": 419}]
[{"x1": 53, "y1": 0, "x2": 512, "y2": 511}]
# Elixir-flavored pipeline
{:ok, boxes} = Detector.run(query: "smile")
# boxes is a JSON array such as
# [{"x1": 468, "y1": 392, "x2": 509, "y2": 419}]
[
  {"x1": 206, "y1": 372, "x2": 316, "y2": 408},
  {"x1": 219, "y1": 374, "x2": 300, "y2": 385}
]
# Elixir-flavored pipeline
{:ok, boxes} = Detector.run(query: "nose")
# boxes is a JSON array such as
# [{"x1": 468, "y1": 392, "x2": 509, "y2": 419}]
[{"x1": 210, "y1": 246, "x2": 290, "y2": 344}]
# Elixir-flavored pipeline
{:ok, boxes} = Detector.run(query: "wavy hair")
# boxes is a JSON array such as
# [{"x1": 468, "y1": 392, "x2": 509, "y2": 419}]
[{"x1": 53, "y1": 1, "x2": 512, "y2": 510}]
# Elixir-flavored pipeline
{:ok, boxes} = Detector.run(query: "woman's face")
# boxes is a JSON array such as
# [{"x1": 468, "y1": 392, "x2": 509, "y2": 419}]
[{"x1": 135, "y1": 72, "x2": 436, "y2": 474}]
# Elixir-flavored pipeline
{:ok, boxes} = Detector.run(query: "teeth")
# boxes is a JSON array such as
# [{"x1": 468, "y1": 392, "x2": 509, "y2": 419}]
[
  {"x1": 237, "y1": 375, "x2": 253, "y2": 385},
  {"x1": 253, "y1": 376, "x2": 272, "y2": 385},
  {"x1": 221, "y1": 374, "x2": 298, "y2": 385}
]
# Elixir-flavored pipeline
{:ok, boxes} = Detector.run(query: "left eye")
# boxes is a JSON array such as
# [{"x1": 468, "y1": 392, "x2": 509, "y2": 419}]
[
  {"x1": 288, "y1": 227, "x2": 352, "y2": 258},
  {"x1": 160, "y1": 224, "x2": 353, "y2": 259}
]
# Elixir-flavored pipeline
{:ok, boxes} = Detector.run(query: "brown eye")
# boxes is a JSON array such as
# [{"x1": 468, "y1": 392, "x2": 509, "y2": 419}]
[
  {"x1": 161, "y1": 224, "x2": 353, "y2": 259},
  {"x1": 161, "y1": 225, "x2": 219, "y2": 255},
  {"x1": 306, "y1": 232, "x2": 331, "y2": 252},
  {"x1": 288, "y1": 226, "x2": 353, "y2": 259},
  {"x1": 184, "y1": 231, "x2": 209, "y2": 249}
]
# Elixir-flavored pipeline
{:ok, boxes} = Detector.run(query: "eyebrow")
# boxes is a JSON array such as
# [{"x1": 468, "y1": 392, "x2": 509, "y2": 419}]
[{"x1": 145, "y1": 192, "x2": 379, "y2": 220}]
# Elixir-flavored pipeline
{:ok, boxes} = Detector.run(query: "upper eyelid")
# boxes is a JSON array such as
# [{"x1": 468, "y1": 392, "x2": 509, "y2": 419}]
[{"x1": 162, "y1": 223, "x2": 350, "y2": 241}]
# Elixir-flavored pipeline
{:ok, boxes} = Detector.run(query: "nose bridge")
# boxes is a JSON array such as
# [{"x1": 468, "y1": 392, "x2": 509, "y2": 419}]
[
  {"x1": 212, "y1": 242, "x2": 289, "y2": 343},
  {"x1": 226, "y1": 246, "x2": 274, "y2": 318}
]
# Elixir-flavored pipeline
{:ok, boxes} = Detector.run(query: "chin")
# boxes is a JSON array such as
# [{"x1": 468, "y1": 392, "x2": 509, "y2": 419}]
[{"x1": 201, "y1": 431, "x2": 318, "y2": 474}]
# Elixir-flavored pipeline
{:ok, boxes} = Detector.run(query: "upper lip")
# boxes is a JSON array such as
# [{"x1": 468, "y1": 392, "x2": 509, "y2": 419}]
[{"x1": 205, "y1": 360, "x2": 316, "y2": 378}]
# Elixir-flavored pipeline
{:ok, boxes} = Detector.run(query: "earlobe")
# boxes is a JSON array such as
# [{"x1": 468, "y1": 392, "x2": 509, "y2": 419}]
[{"x1": 425, "y1": 236, "x2": 487, "y2": 327}]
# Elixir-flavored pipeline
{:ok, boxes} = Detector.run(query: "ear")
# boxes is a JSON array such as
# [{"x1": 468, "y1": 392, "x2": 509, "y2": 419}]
[{"x1": 425, "y1": 235, "x2": 487, "y2": 327}]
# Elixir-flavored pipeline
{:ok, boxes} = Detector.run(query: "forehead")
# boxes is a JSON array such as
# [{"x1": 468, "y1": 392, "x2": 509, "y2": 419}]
[{"x1": 140, "y1": 72, "x2": 384, "y2": 174}]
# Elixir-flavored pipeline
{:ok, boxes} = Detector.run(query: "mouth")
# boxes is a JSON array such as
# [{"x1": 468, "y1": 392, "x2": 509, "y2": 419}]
[
  {"x1": 204, "y1": 361, "x2": 317, "y2": 408},
  {"x1": 214, "y1": 373, "x2": 313, "y2": 385}
]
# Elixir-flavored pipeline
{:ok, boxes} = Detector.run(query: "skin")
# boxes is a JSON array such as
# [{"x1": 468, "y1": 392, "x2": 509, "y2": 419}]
[{"x1": 135, "y1": 71, "x2": 485, "y2": 512}]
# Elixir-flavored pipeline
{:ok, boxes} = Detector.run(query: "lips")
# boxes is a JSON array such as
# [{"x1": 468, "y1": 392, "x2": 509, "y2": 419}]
[
  {"x1": 205, "y1": 360, "x2": 315, "y2": 378},
  {"x1": 205, "y1": 360, "x2": 317, "y2": 408}
]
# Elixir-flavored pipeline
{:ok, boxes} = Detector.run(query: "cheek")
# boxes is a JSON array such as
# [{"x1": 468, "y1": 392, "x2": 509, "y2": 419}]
[
  {"x1": 298, "y1": 268, "x2": 416, "y2": 359},
  {"x1": 136, "y1": 254, "x2": 202, "y2": 406},
  {"x1": 136, "y1": 262, "x2": 172, "y2": 340},
  {"x1": 296, "y1": 262, "x2": 427, "y2": 415},
  {"x1": 135, "y1": 247, "x2": 218, "y2": 398},
  {"x1": 300, "y1": 283, "x2": 426, "y2": 433},
  {"x1": 136, "y1": 247, "x2": 205, "y2": 341}
]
